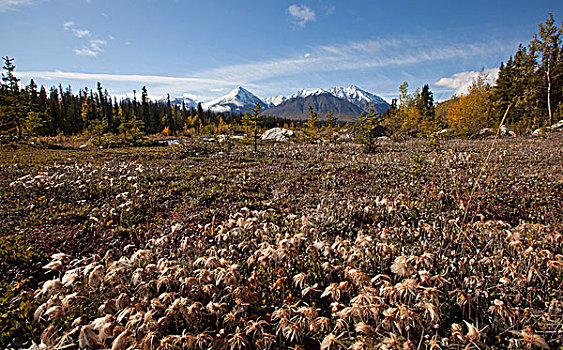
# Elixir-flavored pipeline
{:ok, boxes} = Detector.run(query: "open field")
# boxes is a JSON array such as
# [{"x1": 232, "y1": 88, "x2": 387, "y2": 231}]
[{"x1": 1, "y1": 137, "x2": 562, "y2": 349}]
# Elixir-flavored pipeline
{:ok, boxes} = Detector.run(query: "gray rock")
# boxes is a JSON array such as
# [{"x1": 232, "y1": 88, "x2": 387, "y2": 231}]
[
  {"x1": 499, "y1": 125, "x2": 515, "y2": 137},
  {"x1": 261, "y1": 128, "x2": 295, "y2": 142},
  {"x1": 548, "y1": 120, "x2": 563, "y2": 131},
  {"x1": 369, "y1": 125, "x2": 388, "y2": 138},
  {"x1": 532, "y1": 128, "x2": 545, "y2": 137},
  {"x1": 478, "y1": 128, "x2": 494, "y2": 137}
]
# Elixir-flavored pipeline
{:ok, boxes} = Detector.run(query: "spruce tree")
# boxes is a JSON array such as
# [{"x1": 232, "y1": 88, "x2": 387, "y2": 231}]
[
  {"x1": 242, "y1": 102, "x2": 262, "y2": 153},
  {"x1": 0, "y1": 56, "x2": 28, "y2": 137},
  {"x1": 303, "y1": 105, "x2": 320, "y2": 142},
  {"x1": 355, "y1": 106, "x2": 383, "y2": 152}
]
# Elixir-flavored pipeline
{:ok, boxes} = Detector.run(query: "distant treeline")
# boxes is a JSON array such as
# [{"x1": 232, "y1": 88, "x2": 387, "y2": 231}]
[{"x1": 0, "y1": 71, "x2": 300, "y2": 139}]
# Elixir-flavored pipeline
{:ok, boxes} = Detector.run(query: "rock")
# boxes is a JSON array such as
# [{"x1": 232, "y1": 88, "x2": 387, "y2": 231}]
[
  {"x1": 216, "y1": 135, "x2": 228, "y2": 143},
  {"x1": 499, "y1": 125, "x2": 515, "y2": 137},
  {"x1": 261, "y1": 128, "x2": 295, "y2": 142},
  {"x1": 369, "y1": 125, "x2": 388, "y2": 138},
  {"x1": 336, "y1": 132, "x2": 352, "y2": 142},
  {"x1": 548, "y1": 120, "x2": 563, "y2": 131},
  {"x1": 478, "y1": 128, "x2": 494, "y2": 137},
  {"x1": 532, "y1": 128, "x2": 547, "y2": 137}
]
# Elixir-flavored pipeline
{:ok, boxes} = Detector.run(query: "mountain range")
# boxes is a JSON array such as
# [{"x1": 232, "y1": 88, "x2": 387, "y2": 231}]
[{"x1": 163, "y1": 85, "x2": 390, "y2": 120}]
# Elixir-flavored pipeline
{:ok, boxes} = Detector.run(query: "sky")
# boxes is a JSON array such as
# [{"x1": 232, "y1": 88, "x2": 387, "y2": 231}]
[{"x1": 1, "y1": 0, "x2": 562, "y2": 102}]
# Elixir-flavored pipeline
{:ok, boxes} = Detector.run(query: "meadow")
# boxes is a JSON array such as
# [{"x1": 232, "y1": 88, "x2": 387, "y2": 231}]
[{"x1": 1, "y1": 136, "x2": 562, "y2": 349}]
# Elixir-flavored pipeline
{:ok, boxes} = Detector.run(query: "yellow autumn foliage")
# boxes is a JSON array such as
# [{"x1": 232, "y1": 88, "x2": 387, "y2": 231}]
[{"x1": 447, "y1": 75, "x2": 493, "y2": 136}]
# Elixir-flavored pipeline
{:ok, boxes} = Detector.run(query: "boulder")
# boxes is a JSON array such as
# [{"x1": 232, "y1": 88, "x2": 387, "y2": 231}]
[
  {"x1": 532, "y1": 128, "x2": 545, "y2": 137},
  {"x1": 369, "y1": 125, "x2": 388, "y2": 138},
  {"x1": 478, "y1": 128, "x2": 494, "y2": 137},
  {"x1": 261, "y1": 128, "x2": 295, "y2": 142},
  {"x1": 548, "y1": 120, "x2": 563, "y2": 131},
  {"x1": 499, "y1": 125, "x2": 515, "y2": 137}
]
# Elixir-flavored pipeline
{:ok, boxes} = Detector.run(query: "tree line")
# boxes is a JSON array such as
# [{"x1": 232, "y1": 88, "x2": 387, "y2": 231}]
[{"x1": 0, "y1": 61, "x2": 294, "y2": 142}]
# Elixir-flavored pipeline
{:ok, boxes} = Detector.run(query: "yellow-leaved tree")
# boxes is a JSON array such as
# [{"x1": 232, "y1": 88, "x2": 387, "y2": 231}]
[{"x1": 447, "y1": 73, "x2": 494, "y2": 136}]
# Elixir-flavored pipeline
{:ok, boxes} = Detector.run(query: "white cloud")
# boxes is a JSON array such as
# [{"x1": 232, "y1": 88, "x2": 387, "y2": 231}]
[
  {"x1": 0, "y1": 0, "x2": 40, "y2": 12},
  {"x1": 16, "y1": 70, "x2": 237, "y2": 99},
  {"x1": 16, "y1": 36, "x2": 509, "y2": 101},
  {"x1": 435, "y1": 68, "x2": 499, "y2": 96},
  {"x1": 64, "y1": 21, "x2": 91, "y2": 38},
  {"x1": 73, "y1": 39, "x2": 106, "y2": 56},
  {"x1": 74, "y1": 29, "x2": 91, "y2": 38},
  {"x1": 73, "y1": 48, "x2": 97, "y2": 57},
  {"x1": 64, "y1": 21, "x2": 108, "y2": 57},
  {"x1": 17, "y1": 71, "x2": 233, "y2": 85},
  {"x1": 287, "y1": 4, "x2": 316, "y2": 27},
  {"x1": 197, "y1": 38, "x2": 509, "y2": 85}
]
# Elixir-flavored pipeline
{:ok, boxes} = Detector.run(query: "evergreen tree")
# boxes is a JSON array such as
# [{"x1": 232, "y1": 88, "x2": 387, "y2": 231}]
[
  {"x1": 47, "y1": 87, "x2": 61, "y2": 135},
  {"x1": 165, "y1": 94, "x2": 173, "y2": 134},
  {"x1": 303, "y1": 105, "x2": 320, "y2": 142},
  {"x1": 417, "y1": 84, "x2": 437, "y2": 131},
  {"x1": 355, "y1": 105, "x2": 384, "y2": 152},
  {"x1": 140, "y1": 86, "x2": 150, "y2": 132},
  {"x1": 325, "y1": 110, "x2": 338, "y2": 129},
  {"x1": 0, "y1": 56, "x2": 28, "y2": 137},
  {"x1": 242, "y1": 102, "x2": 263, "y2": 153}
]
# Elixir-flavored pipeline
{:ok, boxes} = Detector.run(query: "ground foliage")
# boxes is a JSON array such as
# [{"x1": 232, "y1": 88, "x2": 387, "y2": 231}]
[{"x1": 0, "y1": 137, "x2": 562, "y2": 349}]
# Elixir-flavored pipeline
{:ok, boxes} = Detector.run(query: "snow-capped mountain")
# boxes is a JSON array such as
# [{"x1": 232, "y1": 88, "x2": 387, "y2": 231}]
[
  {"x1": 204, "y1": 86, "x2": 265, "y2": 114},
  {"x1": 263, "y1": 92, "x2": 365, "y2": 122},
  {"x1": 262, "y1": 85, "x2": 390, "y2": 121},
  {"x1": 158, "y1": 95, "x2": 198, "y2": 108},
  {"x1": 290, "y1": 88, "x2": 329, "y2": 99},
  {"x1": 263, "y1": 95, "x2": 287, "y2": 108},
  {"x1": 328, "y1": 85, "x2": 390, "y2": 115}
]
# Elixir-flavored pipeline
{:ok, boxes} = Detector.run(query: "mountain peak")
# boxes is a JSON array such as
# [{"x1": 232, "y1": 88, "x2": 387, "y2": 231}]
[
  {"x1": 263, "y1": 85, "x2": 390, "y2": 120},
  {"x1": 290, "y1": 88, "x2": 328, "y2": 99},
  {"x1": 205, "y1": 86, "x2": 264, "y2": 113}
]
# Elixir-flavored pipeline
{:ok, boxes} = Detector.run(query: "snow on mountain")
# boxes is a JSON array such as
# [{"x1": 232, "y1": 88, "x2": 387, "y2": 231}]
[
  {"x1": 328, "y1": 85, "x2": 390, "y2": 114},
  {"x1": 263, "y1": 85, "x2": 390, "y2": 121},
  {"x1": 204, "y1": 86, "x2": 265, "y2": 114},
  {"x1": 290, "y1": 88, "x2": 328, "y2": 99},
  {"x1": 158, "y1": 95, "x2": 198, "y2": 108},
  {"x1": 263, "y1": 85, "x2": 390, "y2": 118},
  {"x1": 263, "y1": 92, "x2": 364, "y2": 121},
  {"x1": 263, "y1": 95, "x2": 287, "y2": 108}
]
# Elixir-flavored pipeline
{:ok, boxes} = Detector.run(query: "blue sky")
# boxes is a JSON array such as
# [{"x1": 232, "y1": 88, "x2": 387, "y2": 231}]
[{"x1": 1, "y1": 0, "x2": 562, "y2": 102}]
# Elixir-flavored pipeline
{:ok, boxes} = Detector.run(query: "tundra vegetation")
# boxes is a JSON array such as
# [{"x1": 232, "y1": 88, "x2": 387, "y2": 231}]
[{"x1": 1, "y1": 135, "x2": 562, "y2": 349}]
